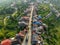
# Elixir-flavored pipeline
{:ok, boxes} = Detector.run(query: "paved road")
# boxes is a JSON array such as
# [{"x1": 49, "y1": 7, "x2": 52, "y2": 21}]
[
  {"x1": 27, "y1": 5, "x2": 34, "y2": 45},
  {"x1": 22, "y1": 3, "x2": 34, "y2": 45},
  {"x1": 50, "y1": 3, "x2": 60, "y2": 17},
  {"x1": 45, "y1": 3, "x2": 60, "y2": 18}
]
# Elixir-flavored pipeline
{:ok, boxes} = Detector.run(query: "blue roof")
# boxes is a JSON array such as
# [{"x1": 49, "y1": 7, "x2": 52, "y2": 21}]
[
  {"x1": 33, "y1": 21, "x2": 42, "y2": 25},
  {"x1": 38, "y1": 16, "x2": 42, "y2": 19}
]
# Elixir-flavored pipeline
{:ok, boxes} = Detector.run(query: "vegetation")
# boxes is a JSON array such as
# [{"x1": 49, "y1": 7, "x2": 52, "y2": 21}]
[
  {"x1": 37, "y1": 4, "x2": 50, "y2": 17},
  {"x1": 38, "y1": 4, "x2": 60, "y2": 45},
  {"x1": 0, "y1": 1, "x2": 28, "y2": 40},
  {"x1": 0, "y1": 0, "x2": 60, "y2": 45}
]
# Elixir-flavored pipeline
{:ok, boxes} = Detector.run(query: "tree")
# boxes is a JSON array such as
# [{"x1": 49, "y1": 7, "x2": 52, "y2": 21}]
[{"x1": 4, "y1": 15, "x2": 18, "y2": 29}]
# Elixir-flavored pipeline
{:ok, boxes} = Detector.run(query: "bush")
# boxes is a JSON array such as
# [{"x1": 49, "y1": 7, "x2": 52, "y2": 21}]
[
  {"x1": 0, "y1": 32, "x2": 4, "y2": 40},
  {"x1": 6, "y1": 31, "x2": 16, "y2": 38}
]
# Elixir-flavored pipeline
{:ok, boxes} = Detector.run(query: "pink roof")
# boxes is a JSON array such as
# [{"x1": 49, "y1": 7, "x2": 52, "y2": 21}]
[{"x1": 19, "y1": 32, "x2": 25, "y2": 37}]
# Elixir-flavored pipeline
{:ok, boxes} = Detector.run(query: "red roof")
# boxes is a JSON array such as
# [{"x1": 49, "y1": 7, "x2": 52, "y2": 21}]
[{"x1": 1, "y1": 39, "x2": 11, "y2": 45}]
